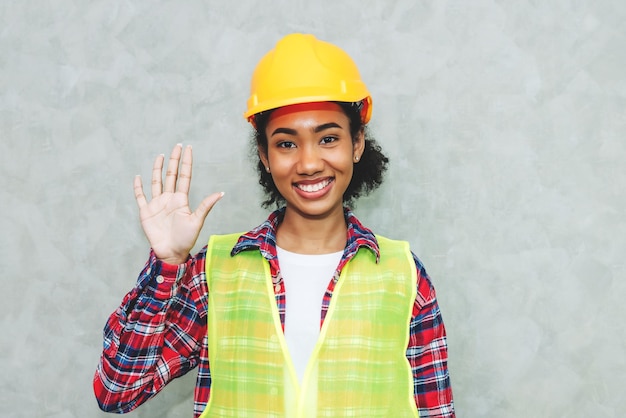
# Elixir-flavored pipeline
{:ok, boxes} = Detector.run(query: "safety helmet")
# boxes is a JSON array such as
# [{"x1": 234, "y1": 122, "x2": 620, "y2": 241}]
[{"x1": 244, "y1": 33, "x2": 372, "y2": 126}]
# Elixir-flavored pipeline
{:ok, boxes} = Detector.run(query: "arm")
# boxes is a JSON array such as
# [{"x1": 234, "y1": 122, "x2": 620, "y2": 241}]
[
  {"x1": 94, "y1": 144, "x2": 222, "y2": 412},
  {"x1": 408, "y1": 253, "x2": 455, "y2": 417},
  {"x1": 93, "y1": 249, "x2": 208, "y2": 412}
]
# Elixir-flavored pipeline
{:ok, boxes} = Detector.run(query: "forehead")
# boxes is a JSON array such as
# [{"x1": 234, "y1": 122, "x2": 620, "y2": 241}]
[{"x1": 268, "y1": 102, "x2": 346, "y2": 124}]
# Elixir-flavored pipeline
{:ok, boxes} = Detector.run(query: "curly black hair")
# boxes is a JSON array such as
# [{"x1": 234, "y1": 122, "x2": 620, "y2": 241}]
[{"x1": 251, "y1": 101, "x2": 389, "y2": 208}]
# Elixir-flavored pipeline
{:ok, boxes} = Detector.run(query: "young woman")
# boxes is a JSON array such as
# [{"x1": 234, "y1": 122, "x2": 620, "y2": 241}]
[{"x1": 94, "y1": 33, "x2": 455, "y2": 417}]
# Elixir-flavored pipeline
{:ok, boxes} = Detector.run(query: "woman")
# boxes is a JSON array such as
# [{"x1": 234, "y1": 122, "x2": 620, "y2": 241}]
[{"x1": 94, "y1": 33, "x2": 455, "y2": 417}]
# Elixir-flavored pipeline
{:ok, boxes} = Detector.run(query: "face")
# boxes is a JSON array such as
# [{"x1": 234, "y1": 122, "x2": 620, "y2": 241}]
[{"x1": 259, "y1": 102, "x2": 364, "y2": 219}]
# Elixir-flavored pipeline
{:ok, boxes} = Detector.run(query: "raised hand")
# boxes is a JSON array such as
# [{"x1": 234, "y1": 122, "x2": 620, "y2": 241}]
[{"x1": 133, "y1": 144, "x2": 223, "y2": 264}]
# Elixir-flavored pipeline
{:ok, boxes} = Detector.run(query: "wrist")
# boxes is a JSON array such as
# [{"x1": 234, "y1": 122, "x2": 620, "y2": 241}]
[
  {"x1": 151, "y1": 248, "x2": 189, "y2": 266},
  {"x1": 158, "y1": 255, "x2": 188, "y2": 265}
]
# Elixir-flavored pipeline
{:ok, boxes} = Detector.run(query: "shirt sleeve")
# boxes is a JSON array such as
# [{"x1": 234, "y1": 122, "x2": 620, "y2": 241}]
[
  {"x1": 408, "y1": 252, "x2": 456, "y2": 417},
  {"x1": 93, "y1": 247, "x2": 208, "y2": 413}
]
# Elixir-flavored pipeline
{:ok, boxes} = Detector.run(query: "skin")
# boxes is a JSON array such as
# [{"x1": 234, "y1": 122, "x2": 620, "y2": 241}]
[
  {"x1": 134, "y1": 102, "x2": 363, "y2": 263},
  {"x1": 134, "y1": 144, "x2": 223, "y2": 265},
  {"x1": 259, "y1": 102, "x2": 364, "y2": 254}
]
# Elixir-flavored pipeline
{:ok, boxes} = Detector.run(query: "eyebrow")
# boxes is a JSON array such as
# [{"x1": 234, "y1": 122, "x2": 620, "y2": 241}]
[
  {"x1": 270, "y1": 122, "x2": 343, "y2": 137},
  {"x1": 314, "y1": 122, "x2": 342, "y2": 133}
]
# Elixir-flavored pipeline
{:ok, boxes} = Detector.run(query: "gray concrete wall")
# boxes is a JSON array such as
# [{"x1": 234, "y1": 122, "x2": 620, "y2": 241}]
[{"x1": 1, "y1": 1, "x2": 624, "y2": 416}]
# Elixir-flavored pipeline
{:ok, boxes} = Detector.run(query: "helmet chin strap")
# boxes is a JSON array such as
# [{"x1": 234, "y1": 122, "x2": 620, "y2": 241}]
[{"x1": 354, "y1": 98, "x2": 372, "y2": 124}]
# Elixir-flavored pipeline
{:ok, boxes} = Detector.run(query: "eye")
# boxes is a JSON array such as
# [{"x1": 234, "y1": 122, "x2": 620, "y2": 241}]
[
  {"x1": 276, "y1": 140, "x2": 296, "y2": 149},
  {"x1": 320, "y1": 136, "x2": 338, "y2": 145}
]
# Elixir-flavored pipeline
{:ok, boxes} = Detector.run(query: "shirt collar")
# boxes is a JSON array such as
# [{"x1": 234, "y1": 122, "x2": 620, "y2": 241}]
[{"x1": 231, "y1": 207, "x2": 380, "y2": 263}]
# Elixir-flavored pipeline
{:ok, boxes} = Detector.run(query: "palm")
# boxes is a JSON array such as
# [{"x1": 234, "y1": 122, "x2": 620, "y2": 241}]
[{"x1": 134, "y1": 144, "x2": 223, "y2": 264}]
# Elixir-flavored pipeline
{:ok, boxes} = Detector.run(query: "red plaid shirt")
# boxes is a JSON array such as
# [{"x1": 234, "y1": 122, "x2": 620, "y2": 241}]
[{"x1": 94, "y1": 208, "x2": 455, "y2": 417}]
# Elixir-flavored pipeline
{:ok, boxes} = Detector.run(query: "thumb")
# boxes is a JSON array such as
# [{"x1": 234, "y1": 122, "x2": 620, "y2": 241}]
[{"x1": 193, "y1": 191, "x2": 224, "y2": 224}]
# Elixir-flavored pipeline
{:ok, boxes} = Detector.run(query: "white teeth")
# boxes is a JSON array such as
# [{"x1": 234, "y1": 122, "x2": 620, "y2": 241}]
[{"x1": 298, "y1": 179, "x2": 331, "y2": 192}]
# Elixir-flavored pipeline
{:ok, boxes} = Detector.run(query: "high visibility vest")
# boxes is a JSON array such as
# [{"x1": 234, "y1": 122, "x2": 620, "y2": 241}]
[{"x1": 200, "y1": 233, "x2": 419, "y2": 418}]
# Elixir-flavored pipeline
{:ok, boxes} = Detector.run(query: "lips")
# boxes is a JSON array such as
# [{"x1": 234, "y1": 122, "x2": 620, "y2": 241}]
[{"x1": 294, "y1": 178, "x2": 333, "y2": 193}]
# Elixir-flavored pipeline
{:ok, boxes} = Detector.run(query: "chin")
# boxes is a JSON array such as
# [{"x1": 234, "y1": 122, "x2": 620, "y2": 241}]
[{"x1": 288, "y1": 199, "x2": 344, "y2": 219}]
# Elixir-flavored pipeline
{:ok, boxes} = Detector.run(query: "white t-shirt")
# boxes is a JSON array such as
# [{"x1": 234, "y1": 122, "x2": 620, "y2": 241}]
[{"x1": 276, "y1": 246, "x2": 343, "y2": 383}]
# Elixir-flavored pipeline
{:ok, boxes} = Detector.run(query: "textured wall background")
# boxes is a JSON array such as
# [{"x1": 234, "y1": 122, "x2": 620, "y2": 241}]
[{"x1": 1, "y1": 1, "x2": 625, "y2": 417}]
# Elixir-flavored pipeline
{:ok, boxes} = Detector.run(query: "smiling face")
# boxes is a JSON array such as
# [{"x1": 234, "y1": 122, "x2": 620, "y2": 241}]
[{"x1": 259, "y1": 102, "x2": 364, "y2": 220}]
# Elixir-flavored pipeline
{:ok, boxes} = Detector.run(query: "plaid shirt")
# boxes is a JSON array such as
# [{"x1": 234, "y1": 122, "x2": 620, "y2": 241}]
[{"x1": 94, "y1": 208, "x2": 455, "y2": 417}]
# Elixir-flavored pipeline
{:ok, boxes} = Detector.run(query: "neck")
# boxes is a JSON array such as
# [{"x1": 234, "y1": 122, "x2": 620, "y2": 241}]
[{"x1": 276, "y1": 205, "x2": 347, "y2": 254}]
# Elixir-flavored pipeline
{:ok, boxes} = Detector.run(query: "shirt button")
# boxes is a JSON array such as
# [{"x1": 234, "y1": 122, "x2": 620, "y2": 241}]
[
  {"x1": 156, "y1": 275, "x2": 165, "y2": 284},
  {"x1": 274, "y1": 284, "x2": 281, "y2": 293}
]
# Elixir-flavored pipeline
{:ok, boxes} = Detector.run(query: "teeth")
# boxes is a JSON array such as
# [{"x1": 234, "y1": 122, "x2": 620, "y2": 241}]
[{"x1": 298, "y1": 179, "x2": 331, "y2": 192}]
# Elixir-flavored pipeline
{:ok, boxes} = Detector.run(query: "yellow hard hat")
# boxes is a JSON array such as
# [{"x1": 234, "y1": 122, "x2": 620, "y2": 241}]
[{"x1": 244, "y1": 33, "x2": 372, "y2": 126}]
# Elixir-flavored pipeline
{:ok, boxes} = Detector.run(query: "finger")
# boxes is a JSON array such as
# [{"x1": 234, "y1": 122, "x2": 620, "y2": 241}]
[
  {"x1": 163, "y1": 143, "x2": 183, "y2": 193},
  {"x1": 193, "y1": 192, "x2": 225, "y2": 225},
  {"x1": 134, "y1": 175, "x2": 148, "y2": 209},
  {"x1": 177, "y1": 145, "x2": 193, "y2": 195},
  {"x1": 151, "y1": 153, "x2": 165, "y2": 198}
]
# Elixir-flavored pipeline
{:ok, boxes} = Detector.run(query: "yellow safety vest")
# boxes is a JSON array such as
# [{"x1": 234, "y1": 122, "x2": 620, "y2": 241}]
[{"x1": 200, "y1": 233, "x2": 419, "y2": 418}]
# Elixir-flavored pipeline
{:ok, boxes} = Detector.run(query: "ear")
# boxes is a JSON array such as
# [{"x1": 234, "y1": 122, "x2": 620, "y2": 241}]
[
  {"x1": 353, "y1": 128, "x2": 365, "y2": 160},
  {"x1": 257, "y1": 144, "x2": 270, "y2": 171}
]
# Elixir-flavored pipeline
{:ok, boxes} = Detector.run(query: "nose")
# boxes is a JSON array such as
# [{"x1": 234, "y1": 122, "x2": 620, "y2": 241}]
[{"x1": 297, "y1": 143, "x2": 324, "y2": 175}]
